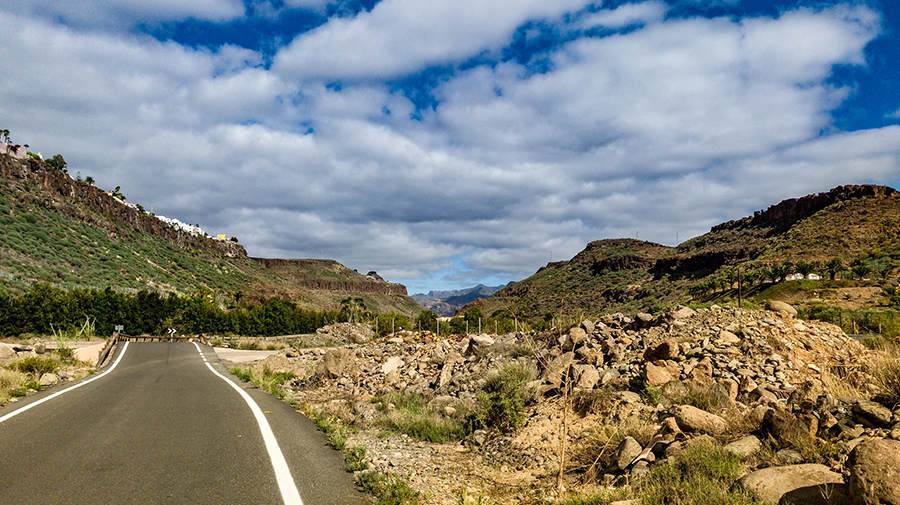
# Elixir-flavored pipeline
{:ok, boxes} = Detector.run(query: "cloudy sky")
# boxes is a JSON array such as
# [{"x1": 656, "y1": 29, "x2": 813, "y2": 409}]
[{"x1": 1, "y1": 0, "x2": 899, "y2": 294}]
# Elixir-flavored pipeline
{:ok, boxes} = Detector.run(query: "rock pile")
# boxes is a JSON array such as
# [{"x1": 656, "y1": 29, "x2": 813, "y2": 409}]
[{"x1": 247, "y1": 304, "x2": 900, "y2": 505}]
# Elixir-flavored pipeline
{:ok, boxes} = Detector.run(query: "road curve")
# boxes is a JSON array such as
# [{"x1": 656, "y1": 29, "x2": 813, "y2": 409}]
[{"x1": 0, "y1": 342, "x2": 366, "y2": 505}]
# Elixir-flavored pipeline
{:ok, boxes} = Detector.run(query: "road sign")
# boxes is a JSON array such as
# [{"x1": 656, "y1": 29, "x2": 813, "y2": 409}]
[{"x1": 115, "y1": 325, "x2": 124, "y2": 332}]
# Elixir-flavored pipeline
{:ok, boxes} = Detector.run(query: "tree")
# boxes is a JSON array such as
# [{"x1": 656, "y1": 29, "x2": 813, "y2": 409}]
[
  {"x1": 825, "y1": 258, "x2": 844, "y2": 280},
  {"x1": 340, "y1": 297, "x2": 366, "y2": 323},
  {"x1": 796, "y1": 261, "x2": 816, "y2": 279},
  {"x1": 851, "y1": 263, "x2": 871, "y2": 280},
  {"x1": 415, "y1": 310, "x2": 438, "y2": 331},
  {"x1": 84, "y1": 176, "x2": 94, "y2": 185},
  {"x1": 46, "y1": 154, "x2": 67, "y2": 173}
]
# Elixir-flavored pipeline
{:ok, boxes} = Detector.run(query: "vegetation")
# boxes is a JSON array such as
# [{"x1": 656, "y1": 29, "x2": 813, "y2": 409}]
[
  {"x1": 639, "y1": 441, "x2": 763, "y2": 505},
  {"x1": 229, "y1": 365, "x2": 295, "y2": 399},
  {"x1": 374, "y1": 392, "x2": 466, "y2": 442},
  {"x1": 472, "y1": 362, "x2": 537, "y2": 433},
  {"x1": 0, "y1": 283, "x2": 349, "y2": 338}
]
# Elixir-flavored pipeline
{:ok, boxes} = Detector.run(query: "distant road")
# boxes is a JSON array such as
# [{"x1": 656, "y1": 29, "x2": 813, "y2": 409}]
[{"x1": 0, "y1": 342, "x2": 366, "y2": 505}]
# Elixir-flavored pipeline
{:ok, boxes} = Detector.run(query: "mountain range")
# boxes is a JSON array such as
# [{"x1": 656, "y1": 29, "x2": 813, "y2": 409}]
[{"x1": 411, "y1": 284, "x2": 512, "y2": 316}]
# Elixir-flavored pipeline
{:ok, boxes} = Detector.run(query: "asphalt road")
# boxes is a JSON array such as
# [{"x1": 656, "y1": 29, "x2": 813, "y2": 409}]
[{"x1": 0, "y1": 342, "x2": 367, "y2": 505}]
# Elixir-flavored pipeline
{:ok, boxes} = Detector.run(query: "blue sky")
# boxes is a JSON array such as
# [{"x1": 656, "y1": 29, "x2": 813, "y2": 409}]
[{"x1": 1, "y1": 0, "x2": 899, "y2": 294}]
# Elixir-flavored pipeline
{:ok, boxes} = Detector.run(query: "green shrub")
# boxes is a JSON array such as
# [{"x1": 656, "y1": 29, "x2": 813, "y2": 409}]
[
  {"x1": 7, "y1": 356, "x2": 61, "y2": 376},
  {"x1": 639, "y1": 441, "x2": 763, "y2": 505},
  {"x1": 358, "y1": 471, "x2": 420, "y2": 505},
  {"x1": 229, "y1": 365, "x2": 294, "y2": 399},
  {"x1": 375, "y1": 393, "x2": 465, "y2": 442},
  {"x1": 472, "y1": 362, "x2": 537, "y2": 433}
]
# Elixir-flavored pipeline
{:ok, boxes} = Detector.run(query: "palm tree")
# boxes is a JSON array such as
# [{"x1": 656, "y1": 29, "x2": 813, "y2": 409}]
[
  {"x1": 825, "y1": 258, "x2": 844, "y2": 280},
  {"x1": 772, "y1": 263, "x2": 793, "y2": 282},
  {"x1": 851, "y1": 263, "x2": 871, "y2": 280},
  {"x1": 796, "y1": 261, "x2": 816, "y2": 279}
]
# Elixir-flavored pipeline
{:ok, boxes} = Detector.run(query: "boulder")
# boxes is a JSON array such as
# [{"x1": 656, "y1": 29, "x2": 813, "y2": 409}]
[
  {"x1": 0, "y1": 343, "x2": 14, "y2": 358},
  {"x1": 39, "y1": 373, "x2": 60, "y2": 387},
  {"x1": 764, "y1": 408, "x2": 814, "y2": 447},
  {"x1": 316, "y1": 348, "x2": 355, "y2": 378},
  {"x1": 571, "y1": 364, "x2": 600, "y2": 390},
  {"x1": 466, "y1": 334, "x2": 495, "y2": 356},
  {"x1": 669, "y1": 305, "x2": 696, "y2": 320},
  {"x1": 765, "y1": 300, "x2": 798, "y2": 317},
  {"x1": 724, "y1": 435, "x2": 762, "y2": 459},
  {"x1": 718, "y1": 330, "x2": 740, "y2": 345},
  {"x1": 541, "y1": 352, "x2": 575, "y2": 387},
  {"x1": 672, "y1": 405, "x2": 727, "y2": 436},
  {"x1": 33, "y1": 342, "x2": 46, "y2": 354},
  {"x1": 848, "y1": 438, "x2": 900, "y2": 505},
  {"x1": 614, "y1": 436, "x2": 643, "y2": 470},
  {"x1": 854, "y1": 400, "x2": 894, "y2": 428},
  {"x1": 644, "y1": 362, "x2": 675, "y2": 387},
  {"x1": 739, "y1": 464, "x2": 846, "y2": 505},
  {"x1": 381, "y1": 356, "x2": 403, "y2": 375},
  {"x1": 645, "y1": 338, "x2": 679, "y2": 361}
]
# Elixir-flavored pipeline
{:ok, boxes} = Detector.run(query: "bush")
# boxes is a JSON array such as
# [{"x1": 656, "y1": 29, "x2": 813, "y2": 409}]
[
  {"x1": 7, "y1": 356, "x2": 61, "y2": 376},
  {"x1": 640, "y1": 441, "x2": 763, "y2": 505},
  {"x1": 229, "y1": 365, "x2": 294, "y2": 399},
  {"x1": 357, "y1": 471, "x2": 420, "y2": 505},
  {"x1": 375, "y1": 393, "x2": 465, "y2": 442},
  {"x1": 472, "y1": 362, "x2": 537, "y2": 433}
]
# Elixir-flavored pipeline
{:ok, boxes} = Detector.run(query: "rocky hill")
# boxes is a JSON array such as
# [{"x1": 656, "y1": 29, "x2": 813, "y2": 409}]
[
  {"x1": 479, "y1": 185, "x2": 900, "y2": 321},
  {"x1": 0, "y1": 151, "x2": 421, "y2": 315},
  {"x1": 234, "y1": 303, "x2": 900, "y2": 504}
]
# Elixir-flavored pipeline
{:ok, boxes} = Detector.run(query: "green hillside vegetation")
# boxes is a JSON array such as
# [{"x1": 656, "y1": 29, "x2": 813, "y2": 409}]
[
  {"x1": 478, "y1": 185, "x2": 900, "y2": 335},
  {"x1": 0, "y1": 144, "x2": 422, "y2": 328}
]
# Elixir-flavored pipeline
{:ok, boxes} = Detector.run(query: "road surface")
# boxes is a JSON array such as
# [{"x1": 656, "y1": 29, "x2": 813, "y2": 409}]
[{"x1": 0, "y1": 342, "x2": 367, "y2": 505}]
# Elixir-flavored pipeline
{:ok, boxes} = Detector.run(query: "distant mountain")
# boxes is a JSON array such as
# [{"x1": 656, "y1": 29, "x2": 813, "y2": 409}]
[
  {"x1": 476, "y1": 184, "x2": 900, "y2": 319},
  {"x1": 412, "y1": 283, "x2": 512, "y2": 316}
]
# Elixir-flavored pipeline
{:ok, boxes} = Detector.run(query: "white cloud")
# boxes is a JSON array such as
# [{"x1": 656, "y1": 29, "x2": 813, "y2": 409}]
[
  {"x1": 0, "y1": 4, "x2": 897, "y2": 293},
  {"x1": 580, "y1": 1, "x2": 669, "y2": 30},
  {"x1": 0, "y1": 0, "x2": 245, "y2": 29},
  {"x1": 272, "y1": 0, "x2": 592, "y2": 80}
]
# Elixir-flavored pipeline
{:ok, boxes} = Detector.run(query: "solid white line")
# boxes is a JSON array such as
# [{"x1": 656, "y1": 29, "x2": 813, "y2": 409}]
[
  {"x1": 0, "y1": 341, "x2": 130, "y2": 425},
  {"x1": 192, "y1": 342, "x2": 304, "y2": 505}
]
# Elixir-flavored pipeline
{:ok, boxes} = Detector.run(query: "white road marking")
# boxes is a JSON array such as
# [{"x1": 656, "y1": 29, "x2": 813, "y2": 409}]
[
  {"x1": 192, "y1": 342, "x2": 304, "y2": 505},
  {"x1": 0, "y1": 342, "x2": 130, "y2": 425}
]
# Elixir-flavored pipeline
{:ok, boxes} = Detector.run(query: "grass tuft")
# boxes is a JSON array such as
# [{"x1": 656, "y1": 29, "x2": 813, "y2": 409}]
[{"x1": 375, "y1": 393, "x2": 465, "y2": 442}]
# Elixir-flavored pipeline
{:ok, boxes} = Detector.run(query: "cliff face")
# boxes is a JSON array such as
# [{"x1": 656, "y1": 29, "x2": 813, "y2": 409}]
[
  {"x1": 712, "y1": 185, "x2": 898, "y2": 232},
  {"x1": 0, "y1": 153, "x2": 246, "y2": 258},
  {"x1": 250, "y1": 258, "x2": 408, "y2": 296}
]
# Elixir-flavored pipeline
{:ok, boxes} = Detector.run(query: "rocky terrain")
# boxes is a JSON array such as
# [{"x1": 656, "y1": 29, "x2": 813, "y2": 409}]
[{"x1": 235, "y1": 303, "x2": 900, "y2": 504}]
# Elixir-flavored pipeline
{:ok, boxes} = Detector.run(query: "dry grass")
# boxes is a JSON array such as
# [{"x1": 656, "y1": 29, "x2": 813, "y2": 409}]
[
  {"x1": 865, "y1": 344, "x2": 900, "y2": 406},
  {"x1": 0, "y1": 368, "x2": 29, "y2": 403},
  {"x1": 821, "y1": 363, "x2": 870, "y2": 399}
]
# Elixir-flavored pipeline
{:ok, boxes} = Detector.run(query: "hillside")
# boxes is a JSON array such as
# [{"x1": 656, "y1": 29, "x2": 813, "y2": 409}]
[
  {"x1": 0, "y1": 151, "x2": 422, "y2": 316},
  {"x1": 479, "y1": 185, "x2": 900, "y2": 321}
]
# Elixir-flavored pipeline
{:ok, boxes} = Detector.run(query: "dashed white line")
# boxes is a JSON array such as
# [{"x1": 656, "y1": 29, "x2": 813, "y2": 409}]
[
  {"x1": 192, "y1": 342, "x2": 304, "y2": 505},
  {"x1": 0, "y1": 342, "x2": 130, "y2": 425}
]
